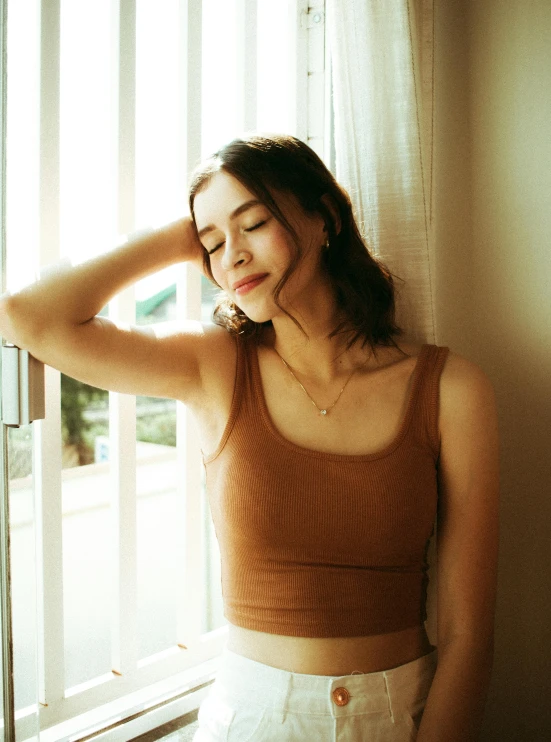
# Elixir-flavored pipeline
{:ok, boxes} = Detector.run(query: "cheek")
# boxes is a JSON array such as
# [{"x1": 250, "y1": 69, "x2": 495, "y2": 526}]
[
  {"x1": 264, "y1": 229, "x2": 295, "y2": 269},
  {"x1": 208, "y1": 257, "x2": 225, "y2": 287},
  {"x1": 273, "y1": 242, "x2": 293, "y2": 268}
]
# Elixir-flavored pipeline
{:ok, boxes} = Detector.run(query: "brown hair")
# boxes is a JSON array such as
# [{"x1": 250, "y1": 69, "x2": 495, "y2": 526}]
[{"x1": 188, "y1": 133, "x2": 403, "y2": 352}]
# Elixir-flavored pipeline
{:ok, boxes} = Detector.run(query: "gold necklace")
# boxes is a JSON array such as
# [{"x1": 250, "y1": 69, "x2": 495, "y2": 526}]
[{"x1": 273, "y1": 348, "x2": 368, "y2": 417}]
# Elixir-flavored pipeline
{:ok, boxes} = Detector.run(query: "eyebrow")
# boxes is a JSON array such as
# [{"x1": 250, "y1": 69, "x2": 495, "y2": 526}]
[{"x1": 197, "y1": 199, "x2": 263, "y2": 239}]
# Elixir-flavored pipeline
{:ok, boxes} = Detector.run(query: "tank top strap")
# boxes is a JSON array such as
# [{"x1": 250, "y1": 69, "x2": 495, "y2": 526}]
[
  {"x1": 228, "y1": 333, "x2": 262, "y2": 414},
  {"x1": 240, "y1": 333, "x2": 261, "y2": 408},
  {"x1": 408, "y1": 344, "x2": 450, "y2": 459}
]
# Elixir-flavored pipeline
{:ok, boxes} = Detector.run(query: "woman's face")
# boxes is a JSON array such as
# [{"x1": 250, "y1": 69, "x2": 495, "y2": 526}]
[{"x1": 192, "y1": 170, "x2": 327, "y2": 323}]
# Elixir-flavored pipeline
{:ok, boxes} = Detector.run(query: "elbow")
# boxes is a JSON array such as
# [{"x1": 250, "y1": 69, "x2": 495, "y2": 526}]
[
  {"x1": 0, "y1": 293, "x2": 43, "y2": 349},
  {"x1": 0, "y1": 292, "x2": 20, "y2": 343}
]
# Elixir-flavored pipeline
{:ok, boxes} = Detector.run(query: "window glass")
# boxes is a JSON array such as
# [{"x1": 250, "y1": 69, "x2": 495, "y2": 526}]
[
  {"x1": 6, "y1": 0, "x2": 40, "y2": 725},
  {"x1": 59, "y1": 0, "x2": 114, "y2": 687},
  {"x1": 8, "y1": 427, "x2": 38, "y2": 719},
  {"x1": 257, "y1": 0, "x2": 295, "y2": 133},
  {"x1": 135, "y1": 0, "x2": 183, "y2": 660},
  {"x1": 201, "y1": 0, "x2": 239, "y2": 157},
  {"x1": 4, "y1": 0, "x2": 305, "y2": 704}
]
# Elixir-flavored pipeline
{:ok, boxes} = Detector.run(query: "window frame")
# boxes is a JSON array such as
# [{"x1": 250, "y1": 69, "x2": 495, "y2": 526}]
[{"x1": 3, "y1": 1, "x2": 330, "y2": 739}]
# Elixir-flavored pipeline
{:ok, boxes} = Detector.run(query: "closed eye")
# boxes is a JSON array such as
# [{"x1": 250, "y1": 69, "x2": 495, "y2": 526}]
[
  {"x1": 206, "y1": 220, "x2": 268, "y2": 255},
  {"x1": 207, "y1": 242, "x2": 224, "y2": 255},
  {"x1": 244, "y1": 220, "x2": 267, "y2": 232}
]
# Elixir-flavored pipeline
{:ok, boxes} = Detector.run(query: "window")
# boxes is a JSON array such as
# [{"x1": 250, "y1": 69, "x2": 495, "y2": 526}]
[{"x1": 2, "y1": 0, "x2": 328, "y2": 739}]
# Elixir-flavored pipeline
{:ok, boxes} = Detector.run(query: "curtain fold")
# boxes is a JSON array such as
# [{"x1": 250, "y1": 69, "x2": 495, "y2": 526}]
[
  {"x1": 326, "y1": 1, "x2": 438, "y2": 644},
  {"x1": 327, "y1": 0, "x2": 435, "y2": 344}
]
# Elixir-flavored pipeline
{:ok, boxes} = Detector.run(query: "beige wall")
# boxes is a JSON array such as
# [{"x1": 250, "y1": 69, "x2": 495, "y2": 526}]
[{"x1": 434, "y1": 0, "x2": 551, "y2": 739}]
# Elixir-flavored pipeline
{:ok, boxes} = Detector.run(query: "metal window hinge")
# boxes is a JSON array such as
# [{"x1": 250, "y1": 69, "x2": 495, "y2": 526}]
[{"x1": 1, "y1": 345, "x2": 45, "y2": 427}]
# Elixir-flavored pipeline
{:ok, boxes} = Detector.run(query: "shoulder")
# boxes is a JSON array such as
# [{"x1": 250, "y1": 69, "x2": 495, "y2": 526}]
[
  {"x1": 392, "y1": 339, "x2": 495, "y2": 396},
  {"x1": 198, "y1": 321, "x2": 237, "y2": 352},
  {"x1": 438, "y1": 349, "x2": 496, "y2": 411},
  {"x1": 436, "y1": 348, "x2": 498, "y2": 448},
  {"x1": 196, "y1": 322, "x2": 238, "y2": 372},
  {"x1": 193, "y1": 322, "x2": 242, "y2": 404},
  {"x1": 394, "y1": 341, "x2": 498, "y2": 441},
  {"x1": 151, "y1": 319, "x2": 237, "y2": 376}
]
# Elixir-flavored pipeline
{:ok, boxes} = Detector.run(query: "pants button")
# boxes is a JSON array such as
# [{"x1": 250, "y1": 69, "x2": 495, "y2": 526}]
[{"x1": 332, "y1": 686, "x2": 350, "y2": 706}]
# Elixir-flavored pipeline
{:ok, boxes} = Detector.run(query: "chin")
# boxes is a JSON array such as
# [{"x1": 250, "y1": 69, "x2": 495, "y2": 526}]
[
  {"x1": 237, "y1": 305, "x2": 275, "y2": 324},
  {"x1": 231, "y1": 294, "x2": 278, "y2": 324}
]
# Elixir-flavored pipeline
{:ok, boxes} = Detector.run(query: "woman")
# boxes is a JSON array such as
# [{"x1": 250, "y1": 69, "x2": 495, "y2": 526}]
[{"x1": 0, "y1": 134, "x2": 499, "y2": 741}]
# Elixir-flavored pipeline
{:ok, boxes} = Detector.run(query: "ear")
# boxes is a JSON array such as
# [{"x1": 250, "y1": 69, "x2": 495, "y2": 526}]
[{"x1": 320, "y1": 193, "x2": 342, "y2": 236}]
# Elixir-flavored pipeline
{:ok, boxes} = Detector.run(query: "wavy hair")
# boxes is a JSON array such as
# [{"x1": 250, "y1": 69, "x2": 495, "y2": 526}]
[{"x1": 188, "y1": 133, "x2": 403, "y2": 352}]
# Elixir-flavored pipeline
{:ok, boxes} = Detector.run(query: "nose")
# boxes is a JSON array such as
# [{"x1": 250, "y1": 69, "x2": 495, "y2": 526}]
[{"x1": 220, "y1": 234, "x2": 248, "y2": 271}]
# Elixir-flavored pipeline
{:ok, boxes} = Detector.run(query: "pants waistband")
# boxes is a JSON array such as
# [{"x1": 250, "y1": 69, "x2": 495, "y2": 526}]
[{"x1": 214, "y1": 647, "x2": 438, "y2": 718}]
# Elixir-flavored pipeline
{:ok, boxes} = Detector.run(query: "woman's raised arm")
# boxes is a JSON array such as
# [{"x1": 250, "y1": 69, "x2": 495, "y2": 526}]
[{"x1": 0, "y1": 217, "x2": 213, "y2": 403}]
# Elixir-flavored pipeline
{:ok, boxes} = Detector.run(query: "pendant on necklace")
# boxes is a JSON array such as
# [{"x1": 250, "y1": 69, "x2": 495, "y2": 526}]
[{"x1": 320, "y1": 409, "x2": 327, "y2": 416}]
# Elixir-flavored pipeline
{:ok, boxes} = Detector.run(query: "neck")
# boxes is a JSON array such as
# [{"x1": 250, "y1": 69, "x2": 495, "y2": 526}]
[
  {"x1": 264, "y1": 318, "x2": 371, "y2": 385},
  {"x1": 261, "y1": 273, "x2": 374, "y2": 382}
]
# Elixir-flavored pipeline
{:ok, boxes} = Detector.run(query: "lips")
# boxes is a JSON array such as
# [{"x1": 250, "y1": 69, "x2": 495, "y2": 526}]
[{"x1": 232, "y1": 273, "x2": 269, "y2": 295}]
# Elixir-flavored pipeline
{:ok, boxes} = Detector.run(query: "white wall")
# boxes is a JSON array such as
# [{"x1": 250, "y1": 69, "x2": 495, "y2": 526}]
[{"x1": 434, "y1": 1, "x2": 551, "y2": 739}]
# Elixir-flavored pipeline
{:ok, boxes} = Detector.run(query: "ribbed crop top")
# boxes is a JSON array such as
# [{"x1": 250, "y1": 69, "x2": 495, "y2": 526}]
[{"x1": 203, "y1": 336, "x2": 450, "y2": 638}]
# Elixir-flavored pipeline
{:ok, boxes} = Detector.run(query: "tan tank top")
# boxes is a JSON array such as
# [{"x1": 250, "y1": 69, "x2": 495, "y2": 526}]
[{"x1": 203, "y1": 336, "x2": 450, "y2": 638}]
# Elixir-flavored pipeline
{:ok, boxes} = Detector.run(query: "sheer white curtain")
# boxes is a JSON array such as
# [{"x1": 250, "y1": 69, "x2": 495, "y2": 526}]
[
  {"x1": 327, "y1": 0, "x2": 435, "y2": 344},
  {"x1": 326, "y1": 0, "x2": 438, "y2": 643}
]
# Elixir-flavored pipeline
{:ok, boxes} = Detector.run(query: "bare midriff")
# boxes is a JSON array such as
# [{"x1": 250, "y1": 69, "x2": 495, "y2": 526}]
[{"x1": 226, "y1": 623, "x2": 435, "y2": 676}]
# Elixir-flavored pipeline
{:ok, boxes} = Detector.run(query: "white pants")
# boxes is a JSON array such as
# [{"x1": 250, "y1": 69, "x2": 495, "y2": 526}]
[{"x1": 193, "y1": 647, "x2": 438, "y2": 741}]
